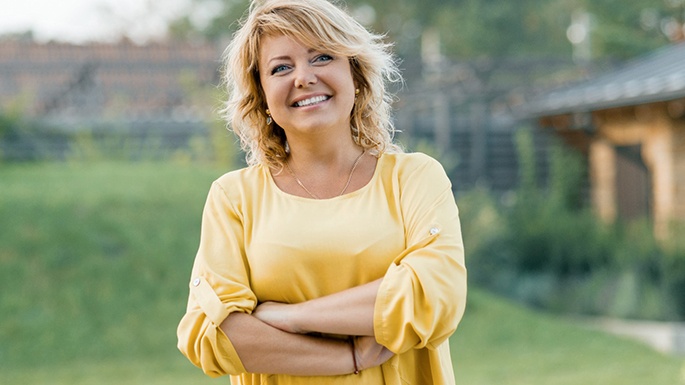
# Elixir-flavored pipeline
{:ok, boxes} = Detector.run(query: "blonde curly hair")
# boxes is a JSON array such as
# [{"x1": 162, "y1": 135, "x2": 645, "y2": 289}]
[{"x1": 222, "y1": 0, "x2": 403, "y2": 169}]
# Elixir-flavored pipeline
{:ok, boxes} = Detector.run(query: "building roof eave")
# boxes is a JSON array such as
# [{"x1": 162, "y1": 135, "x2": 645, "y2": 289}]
[
  {"x1": 520, "y1": 42, "x2": 685, "y2": 119},
  {"x1": 525, "y1": 89, "x2": 685, "y2": 118}
]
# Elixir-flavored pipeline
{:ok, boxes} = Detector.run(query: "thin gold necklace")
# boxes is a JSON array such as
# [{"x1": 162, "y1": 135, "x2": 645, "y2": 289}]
[{"x1": 286, "y1": 151, "x2": 365, "y2": 199}]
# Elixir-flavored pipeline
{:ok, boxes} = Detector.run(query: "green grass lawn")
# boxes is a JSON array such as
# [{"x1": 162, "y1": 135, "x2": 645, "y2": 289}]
[
  {"x1": 453, "y1": 290, "x2": 684, "y2": 385},
  {"x1": 1, "y1": 161, "x2": 683, "y2": 384}
]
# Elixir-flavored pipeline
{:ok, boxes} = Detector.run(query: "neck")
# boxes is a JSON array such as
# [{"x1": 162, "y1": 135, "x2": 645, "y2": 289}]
[
  {"x1": 286, "y1": 135, "x2": 360, "y2": 168},
  {"x1": 285, "y1": 148, "x2": 366, "y2": 199}
]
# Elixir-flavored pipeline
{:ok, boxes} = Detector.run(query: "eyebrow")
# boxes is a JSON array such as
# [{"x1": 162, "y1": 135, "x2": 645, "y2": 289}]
[
  {"x1": 266, "y1": 48, "x2": 320, "y2": 66},
  {"x1": 267, "y1": 55, "x2": 290, "y2": 66}
]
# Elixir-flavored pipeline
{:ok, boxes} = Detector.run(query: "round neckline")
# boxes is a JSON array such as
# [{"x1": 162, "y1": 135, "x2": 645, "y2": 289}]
[{"x1": 265, "y1": 152, "x2": 385, "y2": 202}]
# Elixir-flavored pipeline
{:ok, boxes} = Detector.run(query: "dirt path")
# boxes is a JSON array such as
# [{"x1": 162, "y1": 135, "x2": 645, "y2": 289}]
[{"x1": 578, "y1": 317, "x2": 685, "y2": 355}]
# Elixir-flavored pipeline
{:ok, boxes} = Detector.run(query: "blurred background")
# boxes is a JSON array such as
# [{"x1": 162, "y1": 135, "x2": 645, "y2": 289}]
[{"x1": 1, "y1": 0, "x2": 685, "y2": 384}]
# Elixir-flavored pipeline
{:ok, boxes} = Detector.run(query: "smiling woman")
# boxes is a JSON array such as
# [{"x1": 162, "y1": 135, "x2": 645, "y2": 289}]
[
  {"x1": 222, "y1": 0, "x2": 402, "y2": 171},
  {"x1": 257, "y1": 34, "x2": 357, "y2": 147},
  {"x1": 176, "y1": 1, "x2": 468, "y2": 384}
]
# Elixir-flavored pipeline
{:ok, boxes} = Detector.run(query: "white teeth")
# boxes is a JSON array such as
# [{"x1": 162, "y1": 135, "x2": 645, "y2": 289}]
[{"x1": 295, "y1": 95, "x2": 329, "y2": 107}]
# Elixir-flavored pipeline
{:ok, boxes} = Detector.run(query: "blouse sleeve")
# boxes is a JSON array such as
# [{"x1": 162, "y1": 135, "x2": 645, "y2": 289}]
[
  {"x1": 373, "y1": 155, "x2": 467, "y2": 354},
  {"x1": 177, "y1": 181, "x2": 257, "y2": 377}
]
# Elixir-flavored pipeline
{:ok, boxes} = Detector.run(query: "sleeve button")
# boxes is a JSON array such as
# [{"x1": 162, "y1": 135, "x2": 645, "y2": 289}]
[
  {"x1": 192, "y1": 277, "x2": 201, "y2": 287},
  {"x1": 429, "y1": 227, "x2": 440, "y2": 235}
]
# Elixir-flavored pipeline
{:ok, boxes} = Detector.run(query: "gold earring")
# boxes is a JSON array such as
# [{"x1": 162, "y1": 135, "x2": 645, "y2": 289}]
[
  {"x1": 266, "y1": 109, "x2": 272, "y2": 125},
  {"x1": 355, "y1": 88, "x2": 360, "y2": 96}
]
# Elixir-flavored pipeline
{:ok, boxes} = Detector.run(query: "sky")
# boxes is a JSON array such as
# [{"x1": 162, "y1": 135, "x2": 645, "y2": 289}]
[{"x1": 0, "y1": 0, "x2": 202, "y2": 44}]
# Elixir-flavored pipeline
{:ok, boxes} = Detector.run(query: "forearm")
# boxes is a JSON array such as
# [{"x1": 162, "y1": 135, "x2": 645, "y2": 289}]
[
  {"x1": 255, "y1": 279, "x2": 381, "y2": 337},
  {"x1": 297, "y1": 278, "x2": 381, "y2": 336},
  {"x1": 220, "y1": 312, "x2": 355, "y2": 376}
]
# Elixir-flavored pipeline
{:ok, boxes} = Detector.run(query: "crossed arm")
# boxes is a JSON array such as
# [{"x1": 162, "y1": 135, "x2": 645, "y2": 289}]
[
  {"x1": 183, "y1": 158, "x2": 466, "y2": 377},
  {"x1": 219, "y1": 278, "x2": 394, "y2": 376}
]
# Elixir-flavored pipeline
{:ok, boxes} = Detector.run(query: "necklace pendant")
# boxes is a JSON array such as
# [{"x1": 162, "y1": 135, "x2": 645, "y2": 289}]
[{"x1": 286, "y1": 150, "x2": 365, "y2": 199}]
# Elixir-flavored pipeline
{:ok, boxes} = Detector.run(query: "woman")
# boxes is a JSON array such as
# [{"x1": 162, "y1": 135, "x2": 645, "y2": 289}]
[{"x1": 176, "y1": 0, "x2": 467, "y2": 383}]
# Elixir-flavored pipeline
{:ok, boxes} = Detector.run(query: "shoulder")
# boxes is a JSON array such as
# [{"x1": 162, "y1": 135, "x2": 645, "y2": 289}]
[
  {"x1": 210, "y1": 164, "x2": 268, "y2": 202},
  {"x1": 390, "y1": 151, "x2": 439, "y2": 164},
  {"x1": 375, "y1": 152, "x2": 455, "y2": 214},
  {"x1": 214, "y1": 164, "x2": 264, "y2": 185},
  {"x1": 381, "y1": 152, "x2": 448, "y2": 180}
]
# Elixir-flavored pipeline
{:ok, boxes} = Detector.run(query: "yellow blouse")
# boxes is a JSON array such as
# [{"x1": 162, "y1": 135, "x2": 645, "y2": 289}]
[{"x1": 177, "y1": 152, "x2": 467, "y2": 384}]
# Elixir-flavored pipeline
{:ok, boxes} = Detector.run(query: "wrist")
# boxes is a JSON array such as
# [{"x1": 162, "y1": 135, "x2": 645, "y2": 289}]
[{"x1": 289, "y1": 301, "x2": 308, "y2": 334}]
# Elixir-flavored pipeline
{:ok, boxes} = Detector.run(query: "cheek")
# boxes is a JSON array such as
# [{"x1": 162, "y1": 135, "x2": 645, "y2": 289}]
[
  {"x1": 339, "y1": 75, "x2": 357, "y2": 105},
  {"x1": 260, "y1": 84, "x2": 275, "y2": 107},
  {"x1": 261, "y1": 80, "x2": 284, "y2": 107},
  {"x1": 342, "y1": 82, "x2": 357, "y2": 109}
]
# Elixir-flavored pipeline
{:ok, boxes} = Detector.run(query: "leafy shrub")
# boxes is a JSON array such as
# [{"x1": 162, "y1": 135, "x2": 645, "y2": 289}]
[
  {"x1": 460, "y1": 127, "x2": 685, "y2": 321},
  {"x1": 0, "y1": 112, "x2": 69, "y2": 161}
]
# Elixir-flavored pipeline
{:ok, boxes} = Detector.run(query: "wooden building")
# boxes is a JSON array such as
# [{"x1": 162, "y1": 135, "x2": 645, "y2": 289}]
[{"x1": 525, "y1": 43, "x2": 685, "y2": 239}]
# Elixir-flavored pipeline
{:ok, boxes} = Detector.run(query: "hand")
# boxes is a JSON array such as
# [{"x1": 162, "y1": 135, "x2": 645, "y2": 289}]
[
  {"x1": 252, "y1": 301, "x2": 303, "y2": 334},
  {"x1": 353, "y1": 336, "x2": 394, "y2": 371}
]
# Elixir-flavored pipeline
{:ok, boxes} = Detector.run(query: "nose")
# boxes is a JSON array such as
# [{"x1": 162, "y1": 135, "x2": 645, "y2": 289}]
[{"x1": 294, "y1": 66, "x2": 317, "y2": 88}]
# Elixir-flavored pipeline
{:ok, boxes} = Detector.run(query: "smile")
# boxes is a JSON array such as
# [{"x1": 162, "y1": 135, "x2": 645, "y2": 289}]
[{"x1": 293, "y1": 95, "x2": 330, "y2": 107}]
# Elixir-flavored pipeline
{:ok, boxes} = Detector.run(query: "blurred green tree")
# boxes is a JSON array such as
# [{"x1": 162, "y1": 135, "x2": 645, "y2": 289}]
[
  {"x1": 169, "y1": 0, "x2": 574, "y2": 59},
  {"x1": 581, "y1": 0, "x2": 685, "y2": 59},
  {"x1": 167, "y1": 0, "x2": 683, "y2": 65}
]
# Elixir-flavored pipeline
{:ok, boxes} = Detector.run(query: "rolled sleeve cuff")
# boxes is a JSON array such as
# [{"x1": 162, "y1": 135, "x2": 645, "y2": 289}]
[{"x1": 177, "y1": 277, "x2": 251, "y2": 377}]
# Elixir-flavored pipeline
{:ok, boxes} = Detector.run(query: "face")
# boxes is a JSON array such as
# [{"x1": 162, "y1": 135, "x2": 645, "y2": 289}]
[{"x1": 258, "y1": 34, "x2": 356, "y2": 140}]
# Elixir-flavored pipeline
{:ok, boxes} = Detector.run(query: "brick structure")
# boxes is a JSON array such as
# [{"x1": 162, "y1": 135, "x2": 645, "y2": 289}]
[
  {"x1": 0, "y1": 38, "x2": 220, "y2": 124},
  {"x1": 0, "y1": 37, "x2": 223, "y2": 160}
]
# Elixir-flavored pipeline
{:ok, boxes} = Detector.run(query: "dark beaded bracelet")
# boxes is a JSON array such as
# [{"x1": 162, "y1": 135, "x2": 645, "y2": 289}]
[{"x1": 349, "y1": 337, "x2": 359, "y2": 375}]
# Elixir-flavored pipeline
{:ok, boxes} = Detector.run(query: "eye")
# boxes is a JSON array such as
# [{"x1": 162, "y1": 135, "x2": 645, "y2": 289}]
[
  {"x1": 313, "y1": 54, "x2": 334, "y2": 64},
  {"x1": 271, "y1": 64, "x2": 291, "y2": 75}
]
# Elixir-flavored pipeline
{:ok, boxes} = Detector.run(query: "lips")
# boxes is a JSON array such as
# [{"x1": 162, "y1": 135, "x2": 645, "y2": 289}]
[{"x1": 292, "y1": 95, "x2": 330, "y2": 107}]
